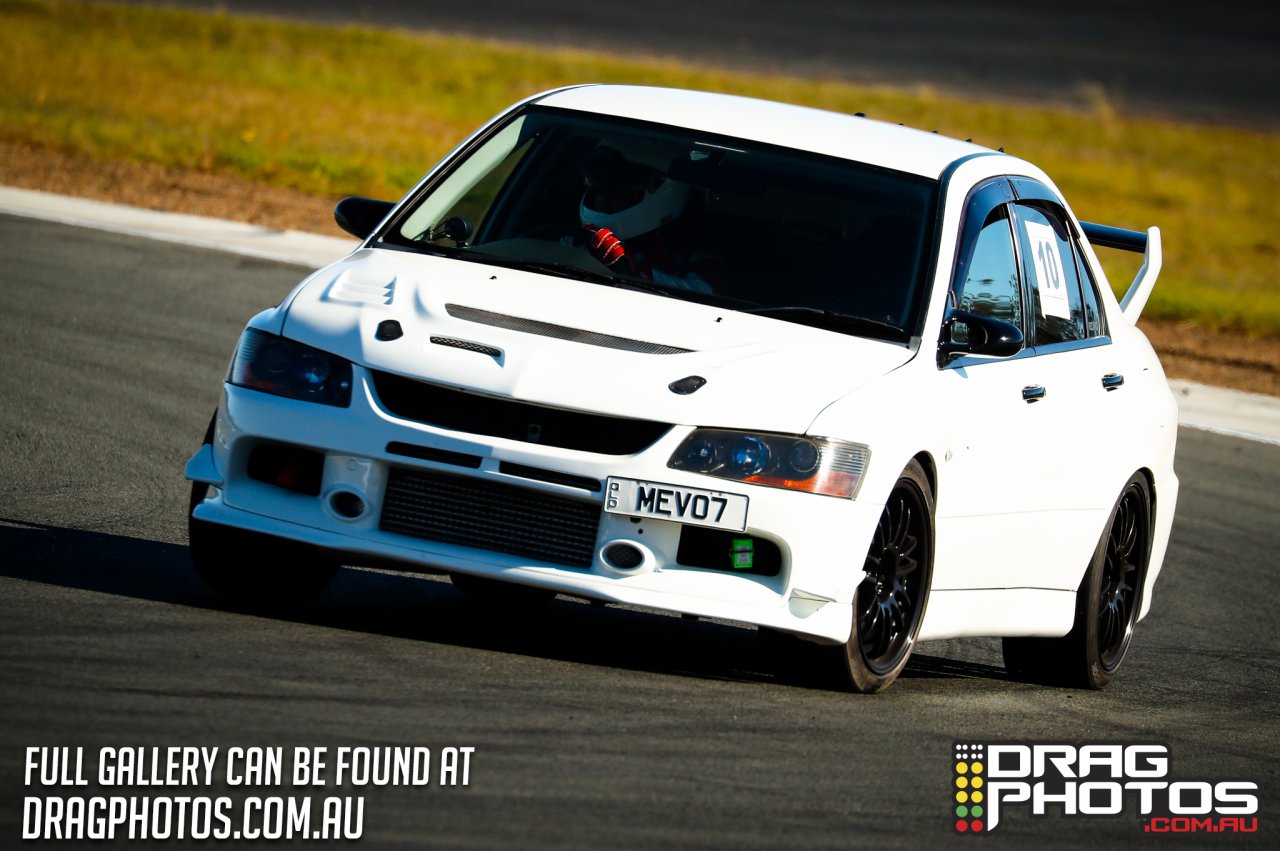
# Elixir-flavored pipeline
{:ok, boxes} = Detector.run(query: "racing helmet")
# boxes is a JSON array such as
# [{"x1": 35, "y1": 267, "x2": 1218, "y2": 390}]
[{"x1": 579, "y1": 144, "x2": 689, "y2": 240}]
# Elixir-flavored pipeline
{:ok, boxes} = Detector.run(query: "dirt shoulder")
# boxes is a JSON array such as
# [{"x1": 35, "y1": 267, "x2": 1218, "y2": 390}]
[{"x1": 4, "y1": 139, "x2": 1277, "y2": 396}]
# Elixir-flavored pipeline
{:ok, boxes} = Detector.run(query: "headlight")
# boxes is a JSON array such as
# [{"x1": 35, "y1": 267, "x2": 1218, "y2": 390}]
[
  {"x1": 668, "y1": 429, "x2": 870, "y2": 498},
  {"x1": 229, "y1": 329, "x2": 353, "y2": 407}
]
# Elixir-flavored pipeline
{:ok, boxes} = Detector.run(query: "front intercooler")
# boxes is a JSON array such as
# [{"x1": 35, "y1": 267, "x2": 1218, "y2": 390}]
[{"x1": 379, "y1": 467, "x2": 601, "y2": 568}]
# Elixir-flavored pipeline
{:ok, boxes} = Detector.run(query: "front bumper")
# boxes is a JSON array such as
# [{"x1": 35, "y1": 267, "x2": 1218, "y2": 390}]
[{"x1": 187, "y1": 372, "x2": 884, "y2": 643}]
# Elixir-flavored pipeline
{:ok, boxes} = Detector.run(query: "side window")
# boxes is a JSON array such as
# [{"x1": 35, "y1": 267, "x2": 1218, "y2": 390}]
[
  {"x1": 955, "y1": 206, "x2": 1022, "y2": 329},
  {"x1": 1013, "y1": 205, "x2": 1087, "y2": 345},
  {"x1": 1075, "y1": 245, "x2": 1106, "y2": 338}
]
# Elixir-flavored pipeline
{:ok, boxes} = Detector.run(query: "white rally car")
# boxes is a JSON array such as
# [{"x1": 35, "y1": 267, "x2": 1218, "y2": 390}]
[{"x1": 186, "y1": 85, "x2": 1178, "y2": 692}]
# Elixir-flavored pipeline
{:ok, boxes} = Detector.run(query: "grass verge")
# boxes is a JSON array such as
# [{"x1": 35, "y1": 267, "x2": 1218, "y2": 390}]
[{"x1": 2, "y1": 0, "x2": 1278, "y2": 340}]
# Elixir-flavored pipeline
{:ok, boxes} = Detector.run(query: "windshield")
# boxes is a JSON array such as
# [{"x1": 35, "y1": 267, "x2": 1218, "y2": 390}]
[{"x1": 381, "y1": 106, "x2": 939, "y2": 343}]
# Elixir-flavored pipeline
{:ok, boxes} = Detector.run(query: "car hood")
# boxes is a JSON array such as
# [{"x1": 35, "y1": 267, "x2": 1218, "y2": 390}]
[{"x1": 280, "y1": 249, "x2": 916, "y2": 434}]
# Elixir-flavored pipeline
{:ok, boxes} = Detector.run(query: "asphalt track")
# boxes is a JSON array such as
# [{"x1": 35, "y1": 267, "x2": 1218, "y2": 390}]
[
  {"x1": 1, "y1": 214, "x2": 1277, "y2": 847},
  {"x1": 105, "y1": 0, "x2": 1280, "y2": 127}
]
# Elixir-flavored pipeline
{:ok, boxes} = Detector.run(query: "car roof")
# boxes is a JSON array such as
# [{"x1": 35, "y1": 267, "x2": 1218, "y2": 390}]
[{"x1": 535, "y1": 84, "x2": 999, "y2": 180}]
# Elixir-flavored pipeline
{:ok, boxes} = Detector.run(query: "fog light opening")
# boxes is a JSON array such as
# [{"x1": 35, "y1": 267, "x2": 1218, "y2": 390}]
[
  {"x1": 602, "y1": 542, "x2": 645, "y2": 571},
  {"x1": 329, "y1": 490, "x2": 367, "y2": 519},
  {"x1": 247, "y1": 442, "x2": 324, "y2": 495}
]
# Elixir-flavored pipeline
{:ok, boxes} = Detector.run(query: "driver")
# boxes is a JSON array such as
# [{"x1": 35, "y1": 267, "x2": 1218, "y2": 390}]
[{"x1": 576, "y1": 144, "x2": 726, "y2": 294}]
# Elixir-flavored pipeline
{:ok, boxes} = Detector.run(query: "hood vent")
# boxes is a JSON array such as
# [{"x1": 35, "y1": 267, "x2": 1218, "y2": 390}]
[
  {"x1": 328, "y1": 272, "x2": 396, "y2": 306},
  {"x1": 446, "y1": 304, "x2": 691, "y2": 355},
  {"x1": 430, "y1": 336, "x2": 502, "y2": 359}
]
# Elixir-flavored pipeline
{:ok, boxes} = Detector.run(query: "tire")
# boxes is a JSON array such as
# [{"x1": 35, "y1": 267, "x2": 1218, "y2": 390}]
[
  {"x1": 1003, "y1": 473, "x2": 1151, "y2": 689},
  {"x1": 837, "y1": 458, "x2": 935, "y2": 692},
  {"x1": 766, "y1": 460, "x2": 934, "y2": 692},
  {"x1": 187, "y1": 412, "x2": 339, "y2": 605}
]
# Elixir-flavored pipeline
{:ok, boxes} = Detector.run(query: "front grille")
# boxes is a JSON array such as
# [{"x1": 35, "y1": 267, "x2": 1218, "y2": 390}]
[
  {"x1": 497, "y1": 461, "x2": 602, "y2": 493},
  {"x1": 371, "y1": 370, "x2": 672, "y2": 455},
  {"x1": 380, "y1": 467, "x2": 601, "y2": 568},
  {"x1": 386, "y1": 441, "x2": 482, "y2": 469}
]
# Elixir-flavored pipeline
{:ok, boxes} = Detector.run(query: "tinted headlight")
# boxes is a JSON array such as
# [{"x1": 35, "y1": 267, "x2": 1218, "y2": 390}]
[
  {"x1": 668, "y1": 429, "x2": 870, "y2": 498},
  {"x1": 229, "y1": 329, "x2": 353, "y2": 407}
]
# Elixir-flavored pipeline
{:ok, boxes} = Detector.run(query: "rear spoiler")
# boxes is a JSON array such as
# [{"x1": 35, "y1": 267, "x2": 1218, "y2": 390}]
[{"x1": 1080, "y1": 222, "x2": 1162, "y2": 324}]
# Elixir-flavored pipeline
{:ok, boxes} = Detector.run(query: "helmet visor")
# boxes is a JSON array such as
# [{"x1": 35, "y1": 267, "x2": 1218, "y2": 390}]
[{"x1": 581, "y1": 146, "x2": 658, "y2": 213}]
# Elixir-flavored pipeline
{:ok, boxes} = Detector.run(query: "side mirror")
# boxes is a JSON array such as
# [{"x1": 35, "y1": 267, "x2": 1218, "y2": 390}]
[
  {"x1": 937, "y1": 310, "x2": 1024, "y2": 366},
  {"x1": 334, "y1": 196, "x2": 395, "y2": 240},
  {"x1": 429, "y1": 215, "x2": 473, "y2": 245}
]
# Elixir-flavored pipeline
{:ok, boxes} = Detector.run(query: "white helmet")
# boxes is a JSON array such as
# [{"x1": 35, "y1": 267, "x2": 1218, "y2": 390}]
[{"x1": 579, "y1": 145, "x2": 689, "y2": 240}]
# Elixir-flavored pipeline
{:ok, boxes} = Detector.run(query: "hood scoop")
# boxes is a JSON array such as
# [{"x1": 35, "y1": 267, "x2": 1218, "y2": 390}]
[{"x1": 445, "y1": 303, "x2": 692, "y2": 355}]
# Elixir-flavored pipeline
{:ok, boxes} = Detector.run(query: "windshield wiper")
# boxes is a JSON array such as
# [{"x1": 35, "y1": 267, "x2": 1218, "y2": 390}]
[{"x1": 744, "y1": 306, "x2": 905, "y2": 340}]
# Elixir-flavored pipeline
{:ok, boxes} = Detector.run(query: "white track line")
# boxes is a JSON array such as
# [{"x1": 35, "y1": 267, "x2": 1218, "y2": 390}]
[{"x1": 0, "y1": 186, "x2": 354, "y2": 268}]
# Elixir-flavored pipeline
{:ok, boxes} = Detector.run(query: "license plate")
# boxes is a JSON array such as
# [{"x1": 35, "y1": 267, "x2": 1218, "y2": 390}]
[{"x1": 604, "y1": 477, "x2": 748, "y2": 531}]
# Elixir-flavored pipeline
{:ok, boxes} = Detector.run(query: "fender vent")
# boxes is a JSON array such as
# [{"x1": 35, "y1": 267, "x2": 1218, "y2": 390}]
[{"x1": 446, "y1": 304, "x2": 692, "y2": 355}]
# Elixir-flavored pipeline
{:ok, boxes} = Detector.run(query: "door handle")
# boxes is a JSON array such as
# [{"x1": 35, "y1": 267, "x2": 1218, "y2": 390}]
[
  {"x1": 1101, "y1": 373, "x2": 1125, "y2": 391},
  {"x1": 1022, "y1": 385, "x2": 1046, "y2": 403}
]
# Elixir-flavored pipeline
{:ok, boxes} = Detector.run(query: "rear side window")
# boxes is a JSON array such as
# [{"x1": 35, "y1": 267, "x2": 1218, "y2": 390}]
[
  {"x1": 1075, "y1": 245, "x2": 1106, "y2": 338},
  {"x1": 1013, "y1": 205, "x2": 1087, "y2": 346}
]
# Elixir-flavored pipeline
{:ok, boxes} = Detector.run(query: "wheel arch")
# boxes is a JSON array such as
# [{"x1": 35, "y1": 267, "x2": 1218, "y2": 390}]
[
  {"x1": 1138, "y1": 466, "x2": 1157, "y2": 531},
  {"x1": 1074, "y1": 467, "x2": 1157, "y2": 595},
  {"x1": 911, "y1": 450, "x2": 938, "y2": 502},
  {"x1": 1134, "y1": 466, "x2": 1158, "y2": 591},
  {"x1": 1074, "y1": 467, "x2": 1156, "y2": 588}
]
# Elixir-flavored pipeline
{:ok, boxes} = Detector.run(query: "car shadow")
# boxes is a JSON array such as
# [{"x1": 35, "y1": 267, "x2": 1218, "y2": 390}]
[{"x1": 1, "y1": 517, "x2": 1011, "y2": 690}]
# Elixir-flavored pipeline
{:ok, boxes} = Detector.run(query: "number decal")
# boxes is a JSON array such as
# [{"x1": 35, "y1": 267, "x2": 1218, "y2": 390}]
[
  {"x1": 1024, "y1": 220, "x2": 1071, "y2": 320},
  {"x1": 1036, "y1": 240, "x2": 1061, "y2": 289}
]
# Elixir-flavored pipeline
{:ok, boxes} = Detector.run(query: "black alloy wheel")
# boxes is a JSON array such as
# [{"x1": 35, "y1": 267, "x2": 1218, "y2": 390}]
[
  {"x1": 844, "y1": 459, "x2": 934, "y2": 692},
  {"x1": 859, "y1": 486, "x2": 927, "y2": 673},
  {"x1": 1097, "y1": 479, "x2": 1148, "y2": 671}
]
